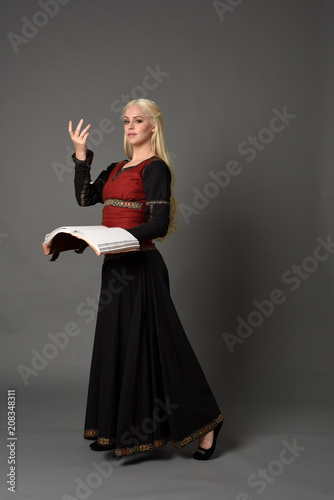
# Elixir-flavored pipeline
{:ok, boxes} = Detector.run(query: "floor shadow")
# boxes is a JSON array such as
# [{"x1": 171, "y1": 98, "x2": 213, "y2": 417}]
[{"x1": 107, "y1": 444, "x2": 178, "y2": 466}]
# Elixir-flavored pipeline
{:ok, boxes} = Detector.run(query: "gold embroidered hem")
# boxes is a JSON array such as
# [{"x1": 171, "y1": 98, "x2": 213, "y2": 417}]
[
  {"x1": 83, "y1": 429, "x2": 98, "y2": 439},
  {"x1": 98, "y1": 436, "x2": 116, "y2": 446},
  {"x1": 87, "y1": 413, "x2": 224, "y2": 457},
  {"x1": 115, "y1": 437, "x2": 169, "y2": 457},
  {"x1": 171, "y1": 413, "x2": 224, "y2": 448},
  {"x1": 146, "y1": 200, "x2": 170, "y2": 206}
]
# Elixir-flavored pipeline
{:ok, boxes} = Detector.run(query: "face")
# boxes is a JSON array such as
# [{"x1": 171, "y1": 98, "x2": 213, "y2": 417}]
[{"x1": 123, "y1": 105, "x2": 155, "y2": 148}]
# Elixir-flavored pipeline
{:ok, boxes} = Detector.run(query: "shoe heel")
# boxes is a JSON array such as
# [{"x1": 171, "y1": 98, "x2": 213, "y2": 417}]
[{"x1": 193, "y1": 419, "x2": 223, "y2": 461}]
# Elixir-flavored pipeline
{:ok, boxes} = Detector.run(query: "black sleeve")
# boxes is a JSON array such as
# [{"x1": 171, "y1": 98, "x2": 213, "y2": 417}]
[
  {"x1": 126, "y1": 159, "x2": 171, "y2": 242},
  {"x1": 73, "y1": 150, "x2": 117, "y2": 206}
]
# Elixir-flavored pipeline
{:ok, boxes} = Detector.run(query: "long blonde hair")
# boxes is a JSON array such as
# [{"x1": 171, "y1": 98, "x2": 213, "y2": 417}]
[{"x1": 122, "y1": 99, "x2": 177, "y2": 239}]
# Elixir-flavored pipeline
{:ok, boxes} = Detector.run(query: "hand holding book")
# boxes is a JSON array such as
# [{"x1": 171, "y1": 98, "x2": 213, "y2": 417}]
[{"x1": 42, "y1": 226, "x2": 140, "y2": 261}]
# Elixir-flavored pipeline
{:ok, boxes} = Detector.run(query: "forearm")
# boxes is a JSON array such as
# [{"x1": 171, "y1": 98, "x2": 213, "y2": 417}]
[
  {"x1": 73, "y1": 150, "x2": 96, "y2": 206},
  {"x1": 73, "y1": 150, "x2": 114, "y2": 207},
  {"x1": 127, "y1": 203, "x2": 170, "y2": 241}
]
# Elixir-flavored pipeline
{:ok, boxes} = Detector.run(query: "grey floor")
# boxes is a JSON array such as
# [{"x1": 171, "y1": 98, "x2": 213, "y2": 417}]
[{"x1": 1, "y1": 382, "x2": 333, "y2": 500}]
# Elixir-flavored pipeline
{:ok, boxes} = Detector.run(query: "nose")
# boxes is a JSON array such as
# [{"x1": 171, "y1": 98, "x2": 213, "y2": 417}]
[{"x1": 128, "y1": 120, "x2": 135, "y2": 129}]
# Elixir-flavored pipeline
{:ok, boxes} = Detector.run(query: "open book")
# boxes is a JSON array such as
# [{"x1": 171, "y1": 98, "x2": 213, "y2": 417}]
[{"x1": 42, "y1": 226, "x2": 140, "y2": 261}]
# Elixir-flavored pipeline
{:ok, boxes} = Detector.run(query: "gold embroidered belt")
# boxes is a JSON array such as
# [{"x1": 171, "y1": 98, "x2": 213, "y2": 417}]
[{"x1": 104, "y1": 198, "x2": 143, "y2": 210}]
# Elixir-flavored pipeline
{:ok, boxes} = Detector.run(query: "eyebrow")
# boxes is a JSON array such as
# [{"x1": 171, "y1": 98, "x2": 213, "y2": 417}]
[{"x1": 124, "y1": 115, "x2": 144, "y2": 119}]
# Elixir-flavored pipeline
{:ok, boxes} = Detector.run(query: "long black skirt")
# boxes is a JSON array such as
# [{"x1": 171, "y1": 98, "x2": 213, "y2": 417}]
[{"x1": 83, "y1": 248, "x2": 223, "y2": 456}]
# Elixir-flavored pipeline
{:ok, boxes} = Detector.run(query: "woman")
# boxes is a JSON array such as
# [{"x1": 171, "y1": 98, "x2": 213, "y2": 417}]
[{"x1": 68, "y1": 99, "x2": 223, "y2": 460}]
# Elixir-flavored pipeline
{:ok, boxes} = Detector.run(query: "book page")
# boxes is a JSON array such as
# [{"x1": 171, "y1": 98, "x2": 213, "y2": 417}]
[{"x1": 44, "y1": 226, "x2": 138, "y2": 247}]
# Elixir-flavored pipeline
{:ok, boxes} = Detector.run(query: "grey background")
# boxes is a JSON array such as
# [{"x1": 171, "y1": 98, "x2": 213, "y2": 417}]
[{"x1": 1, "y1": 0, "x2": 333, "y2": 499}]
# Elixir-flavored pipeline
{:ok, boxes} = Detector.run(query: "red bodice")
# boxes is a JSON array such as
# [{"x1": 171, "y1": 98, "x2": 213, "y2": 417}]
[{"x1": 101, "y1": 158, "x2": 156, "y2": 248}]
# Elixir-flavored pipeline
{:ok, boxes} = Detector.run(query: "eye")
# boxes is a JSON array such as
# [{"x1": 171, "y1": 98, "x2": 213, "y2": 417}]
[
  {"x1": 135, "y1": 119, "x2": 143, "y2": 123},
  {"x1": 124, "y1": 120, "x2": 129, "y2": 125}
]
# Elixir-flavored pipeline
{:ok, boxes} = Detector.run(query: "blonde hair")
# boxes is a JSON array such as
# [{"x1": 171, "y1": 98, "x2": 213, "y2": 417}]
[{"x1": 122, "y1": 98, "x2": 177, "y2": 239}]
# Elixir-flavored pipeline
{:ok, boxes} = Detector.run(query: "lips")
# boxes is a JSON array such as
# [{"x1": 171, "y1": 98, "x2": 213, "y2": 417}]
[{"x1": 128, "y1": 133, "x2": 136, "y2": 137}]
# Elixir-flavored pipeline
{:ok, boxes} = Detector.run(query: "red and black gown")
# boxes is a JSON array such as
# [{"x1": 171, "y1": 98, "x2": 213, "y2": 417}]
[{"x1": 73, "y1": 150, "x2": 224, "y2": 457}]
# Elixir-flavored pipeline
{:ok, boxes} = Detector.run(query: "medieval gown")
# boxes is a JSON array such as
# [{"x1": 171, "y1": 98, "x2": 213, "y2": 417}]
[{"x1": 73, "y1": 150, "x2": 224, "y2": 456}]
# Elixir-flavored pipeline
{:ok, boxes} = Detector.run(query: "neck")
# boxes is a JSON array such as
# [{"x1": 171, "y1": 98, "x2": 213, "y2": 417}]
[{"x1": 131, "y1": 144, "x2": 155, "y2": 162}]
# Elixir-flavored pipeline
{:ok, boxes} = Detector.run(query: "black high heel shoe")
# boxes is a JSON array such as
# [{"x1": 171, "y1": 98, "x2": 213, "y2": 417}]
[
  {"x1": 193, "y1": 421, "x2": 223, "y2": 461},
  {"x1": 90, "y1": 441, "x2": 115, "y2": 452}
]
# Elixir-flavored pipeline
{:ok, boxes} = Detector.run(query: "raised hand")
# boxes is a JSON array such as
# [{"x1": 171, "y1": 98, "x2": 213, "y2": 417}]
[{"x1": 68, "y1": 119, "x2": 91, "y2": 160}]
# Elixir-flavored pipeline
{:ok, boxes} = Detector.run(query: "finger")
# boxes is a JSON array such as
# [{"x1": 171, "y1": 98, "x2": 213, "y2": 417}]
[
  {"x1": 75, "y1": 118, "x2": 84, "y2": 135},
  {"x1": 81, "y1": 124, "x2": 91, "y2": 136},
  {"x1": 79, "y1": 133, "x2": 90, "y2": 144},
  {"x1": 68, "y1": 120, "x2": 73, "y2": 135}
]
